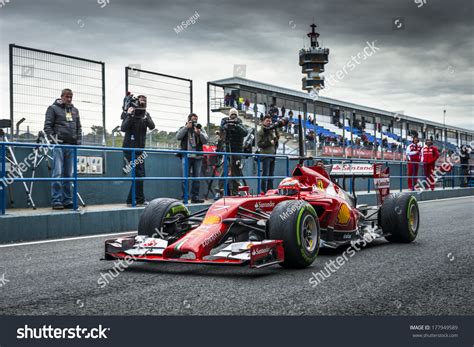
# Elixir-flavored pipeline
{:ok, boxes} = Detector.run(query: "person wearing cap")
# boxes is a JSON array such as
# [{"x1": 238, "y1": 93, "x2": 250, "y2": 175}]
[
  {"x1": 219, "y1": 108, "x2": 248, "y2": 195},
  {"x1": 177, "y1": 113, "x2": 209, "y2": 203}
]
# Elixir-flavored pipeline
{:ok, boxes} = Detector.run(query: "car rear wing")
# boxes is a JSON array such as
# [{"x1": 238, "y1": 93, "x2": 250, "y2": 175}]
[{"x1": 327, "y1": 163, "x2": 390, "y2": 206}]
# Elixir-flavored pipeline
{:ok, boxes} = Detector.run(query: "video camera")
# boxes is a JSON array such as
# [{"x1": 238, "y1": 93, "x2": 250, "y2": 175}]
[
  {"x1": 121, "y1": 92, "x2": 146, "y2": 119},
  {"x1": 222, "y1": 118, "x2": 240, "y2": 128}
]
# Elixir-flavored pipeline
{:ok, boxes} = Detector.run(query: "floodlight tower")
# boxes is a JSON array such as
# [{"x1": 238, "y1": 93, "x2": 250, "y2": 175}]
[{"x1": 299, "y1": 23, "x2": 330, "y2": 93}]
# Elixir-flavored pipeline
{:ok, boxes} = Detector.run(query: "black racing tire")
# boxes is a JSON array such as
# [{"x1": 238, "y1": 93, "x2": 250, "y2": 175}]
[
  {"x1": 138, "y1": 198, "x2": 190, "y2": 238},
  {"x1": 267, "y1": 200, "x2": 320, "y2": 269},
  {"x1": 380, "y1": 193, "x2": 420, "y2": 243}
]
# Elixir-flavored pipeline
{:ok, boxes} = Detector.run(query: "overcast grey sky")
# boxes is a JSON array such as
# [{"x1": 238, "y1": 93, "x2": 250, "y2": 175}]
[{"x1": 0, "y1": 0, "x2": 472, "y2": 132}]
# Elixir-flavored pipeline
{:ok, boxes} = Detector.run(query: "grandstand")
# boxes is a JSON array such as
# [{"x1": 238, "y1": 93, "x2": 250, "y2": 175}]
[{"x1": 209, "y1": 76, "x2": 473, "y2": 159}]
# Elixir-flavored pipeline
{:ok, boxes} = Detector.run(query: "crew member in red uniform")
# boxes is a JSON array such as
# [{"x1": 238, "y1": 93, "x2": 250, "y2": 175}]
[
  {"x1": 406, "y1": 136, "x2": 422, "y2": 190},
  {"x1": 421, "y1": 138, "x2": 440, "y2": 191}
]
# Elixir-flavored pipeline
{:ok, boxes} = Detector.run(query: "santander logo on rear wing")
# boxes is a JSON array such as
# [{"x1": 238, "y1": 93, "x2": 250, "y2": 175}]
[{"x1": 329, "y1": 163, "x2": 390, "y2": 205}]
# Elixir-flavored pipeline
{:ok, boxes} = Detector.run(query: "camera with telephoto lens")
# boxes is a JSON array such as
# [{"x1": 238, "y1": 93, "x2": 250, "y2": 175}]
[{"x1": 263, "y1": 118, "x2": 287, "y2": 132}]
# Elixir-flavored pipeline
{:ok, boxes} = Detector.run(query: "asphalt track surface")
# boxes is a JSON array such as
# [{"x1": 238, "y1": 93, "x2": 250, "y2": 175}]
[{"x1": 0, "y1": 196, "x2": 472, "y2": 316}]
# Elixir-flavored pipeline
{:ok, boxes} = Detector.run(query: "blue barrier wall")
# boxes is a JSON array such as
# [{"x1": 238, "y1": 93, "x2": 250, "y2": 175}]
[{"x1": 1, "y1": 146, "x2": 464, "y2": 209}]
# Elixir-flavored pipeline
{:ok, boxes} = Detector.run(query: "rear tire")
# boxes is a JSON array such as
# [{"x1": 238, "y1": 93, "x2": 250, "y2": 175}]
[
  {"x1": 267, "y1": 200, "x2": 320, "y2": 269},
  {"x1": 138, "y1": 198, "x2": 190, "y2": 238},
  {"x1": 380, "y1": 193, "x2": 419, "y2": 243}
]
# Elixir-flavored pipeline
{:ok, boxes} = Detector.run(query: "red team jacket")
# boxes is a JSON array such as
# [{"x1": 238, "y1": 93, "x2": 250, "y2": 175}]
[
  {"x1": 406, "y1": 143, "x2": 422, "y2": 162},
  {"x1": 421, "y1": 145, "x2": 440, "y2": 164}
]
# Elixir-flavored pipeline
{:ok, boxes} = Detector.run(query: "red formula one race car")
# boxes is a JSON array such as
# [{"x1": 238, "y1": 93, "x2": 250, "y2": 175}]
[{"x1": 104, "y1": 159, "x2": 420, "y2": 269}]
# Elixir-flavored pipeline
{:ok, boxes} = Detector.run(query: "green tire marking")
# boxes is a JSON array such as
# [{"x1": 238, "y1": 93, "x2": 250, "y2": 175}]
[
  {"x1": 296, "y1": 204, "x2": 317, "y2": 247},
  {"x1": 406, "y1": 196, "x2": 417, "y2": 234}
]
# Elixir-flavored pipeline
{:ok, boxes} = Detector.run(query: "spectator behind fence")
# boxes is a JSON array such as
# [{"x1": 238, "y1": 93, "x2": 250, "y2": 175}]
[
  {"x1": 220, "y1": 108, "x2": 248, "y2": 195},
  {"x1": 406, "y1": 136, "x2": 422, "y2": 191},
  {"x1": 421, "y1": 138, "x2": 440, "y2": 191},
  {"x1": 176, "y1": 113, "x2": 209, "y2": 203},
  {"x1": 257, "y1": 115, "x2": 278, "y2": 192},
  {"x1": 121, "y1": 95, "x2": 155, "y2": 206},
  {"x1": 44, "y1": 88, "x2": 82, "y2": 210}
]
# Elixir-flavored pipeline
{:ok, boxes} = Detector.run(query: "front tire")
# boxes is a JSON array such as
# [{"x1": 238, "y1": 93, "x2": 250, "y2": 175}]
[
  {"x1": 138, "y1": 198, "x2": 190, "y2": 239},
  {"x1": 267, "y1": 200, "x2": 320, "y2": 268},
  {"x1": 380, "y1": 193, "x2": 420, "y2": 243}
]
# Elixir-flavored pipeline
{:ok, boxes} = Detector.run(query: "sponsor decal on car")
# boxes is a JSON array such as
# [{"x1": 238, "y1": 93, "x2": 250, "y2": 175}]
[
  {"x1": 337, "y1": 203, "x2": 351, "y2": 225},
  {"x1": 202, "y1": 230, "x2": 221, "y2": 247},
  {"x1": 251, "y1": 247, "x2": 271, "y2": 256},
  {"x1": 254, "y1": 201, "x2": 275, "y2": 209}
]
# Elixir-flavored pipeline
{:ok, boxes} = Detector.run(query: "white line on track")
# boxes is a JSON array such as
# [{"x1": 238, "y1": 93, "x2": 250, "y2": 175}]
[{"x1": 0, "y1": 231, "x2": 136, "y2": 248}]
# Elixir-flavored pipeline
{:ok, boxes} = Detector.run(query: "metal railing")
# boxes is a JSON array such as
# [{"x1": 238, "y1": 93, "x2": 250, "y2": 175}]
[{"x1": 0, "y1": 141, "x2": 471, "y2": 215}]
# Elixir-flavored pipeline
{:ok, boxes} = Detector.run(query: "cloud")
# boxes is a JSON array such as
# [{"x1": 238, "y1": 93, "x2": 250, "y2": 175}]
[{"x1": 0, "y1": 0, "x2": 472, "y2": 132}]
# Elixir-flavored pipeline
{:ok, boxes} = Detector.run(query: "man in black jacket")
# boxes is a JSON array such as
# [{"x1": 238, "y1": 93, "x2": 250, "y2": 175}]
[
  {"x1": 121, "y1": 95, "x2": 155, "y2": 206},
  {"x1": 220, "y1": 108, "x2": 248, "y2": 195},
  {"x1": 44, "y1": 88, "x2": 82, "y2": 210},
  {"x1": 176, "y1": 113, "x2": 209, "y2": 203}
]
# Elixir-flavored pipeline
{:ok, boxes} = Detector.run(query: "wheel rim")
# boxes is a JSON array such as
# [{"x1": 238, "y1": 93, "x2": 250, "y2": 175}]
[
  {"x1": 301, "y1": 214, "x2": 318, "y2": 252},
  {"x1": 408, "y1": 203, "x2": 419, "y2": 233}
]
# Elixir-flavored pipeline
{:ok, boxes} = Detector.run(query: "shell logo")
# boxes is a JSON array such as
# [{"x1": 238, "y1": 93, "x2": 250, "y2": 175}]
[{"x1": 337, "y1": 203, "x2": 351, "y2": 225}]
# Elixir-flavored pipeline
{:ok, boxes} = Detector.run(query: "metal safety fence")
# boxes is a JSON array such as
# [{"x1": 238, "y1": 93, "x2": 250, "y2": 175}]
[
  {"x1": 0, "y1": 141, "x2": 471, "y2": 215},
  {"x1": 9, "y1": 44, "x2": 106, "y2": 145}
]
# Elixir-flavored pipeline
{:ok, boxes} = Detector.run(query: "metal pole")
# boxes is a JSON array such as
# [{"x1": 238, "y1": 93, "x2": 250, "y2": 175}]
[
  {"x1": 125, "y1": 66, "x2": 129, "y2": 94},
  {"x1": 223, "y1": 154, "x2": 228, "y2": 196},
  {"x1": 253, "y1": 92, "x2": 259, "y2": 152},
  {"x1": 183, "y1": 153, "x2": 189, "y2": 204},
  {"x1": 9, "y1": 44, "x2": 14, "y2": 138},
  {"x1": 131, "y1": 149, "x2": 136, "y2": 207},
  {"x1": 0, "y1": 144, "x2": 5, "y2": 215},
  {"x1": 190, "y1": 80, "x2": 193, "y2": 114},
  {"x1": 101, "y1": 62, "x2": 106, "y2": 146},
  {"x1": 206, "y1": 82, "x2": 211, "y2": 136},
  {"x1": 73, "y1": 147, "x2": 78, "y2": 210},
  {"x1": 257, "y1": 156, "x2": 261, "y2": 195}
]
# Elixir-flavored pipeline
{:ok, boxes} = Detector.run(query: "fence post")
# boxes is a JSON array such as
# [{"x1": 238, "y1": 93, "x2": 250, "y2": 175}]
[
  {"x1": 399, "y1": 161, "x2": 402, "y2": 192},
  {"x1": 73, "y1": 146, "x2": 78, "y2": 210},
  {"x1": 257, "y1": 155, "x2": 261, "y2": 195},
  {"x1": 183, "y1": 153, "x2": 189, "y2": 204},
  {"x1": 452, "y1": 165, "x2": 455, "y2": 189},
  {"x1": 0, "y1": 144, "x2": 5, "y2": 215},
  {"x1": 286, "y1": 156, "x2": 290, "y2": 177},
  {"x1": 223, "y1": 154, "x2": 228, "y2": 196},
  {"x1": 131, "y1": 149, "x2": 136, "y2": 207}
]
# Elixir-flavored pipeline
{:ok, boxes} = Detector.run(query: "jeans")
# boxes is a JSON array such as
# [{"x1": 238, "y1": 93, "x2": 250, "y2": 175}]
[
  {"x1": 51, "y1": 147, "x2": 74, "y2": 206},
  {"x1": 182, "y1": 157, "x2": 202, "y2": 201},
  {"x1": 125, "y1": 151, "x2": 146, "y2": 204},
  {"x1": 261, "y1": 157, "x2": 275, "y2": 192}
]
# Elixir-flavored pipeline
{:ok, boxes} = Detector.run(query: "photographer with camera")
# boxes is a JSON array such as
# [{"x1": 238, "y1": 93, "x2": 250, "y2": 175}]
[
  {"x1": 257, "y1": 114, "x2": 285, "y2": 192},
  {"x1": 121, "y1": 94, "x2": 155, "y2": 206},
  {"x1": 219, "y1": 108, "x2": 248, "y2": 195},
  {"x1": 176, "y1": 113, "x2": 209, "y2": 203}
]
